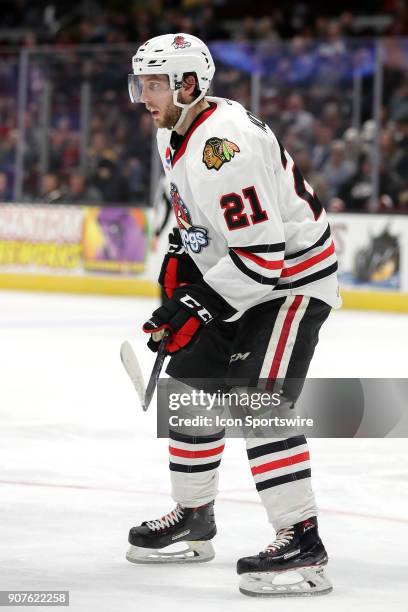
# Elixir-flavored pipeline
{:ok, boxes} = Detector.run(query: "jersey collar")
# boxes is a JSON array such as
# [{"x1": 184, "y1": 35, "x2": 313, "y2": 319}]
[{"x1": 170, "y1": 101, "x2": 217, "y2": 167}]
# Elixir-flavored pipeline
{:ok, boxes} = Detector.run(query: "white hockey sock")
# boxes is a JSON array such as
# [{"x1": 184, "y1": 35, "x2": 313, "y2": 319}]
[{"x1": 246, "y1": 435, "x2": 317, "y2": 530}]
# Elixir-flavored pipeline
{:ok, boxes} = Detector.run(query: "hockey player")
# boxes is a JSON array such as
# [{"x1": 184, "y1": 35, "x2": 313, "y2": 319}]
[{"x1": 127, "y1": 33, "x2": 341, "y2": 597}]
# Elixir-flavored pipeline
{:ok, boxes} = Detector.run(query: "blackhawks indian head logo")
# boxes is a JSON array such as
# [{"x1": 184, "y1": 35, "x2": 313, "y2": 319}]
[
  {"x1": 171, "y1": 35, "x2": 191, "y2": 49},
  {"x1": 202, "y1": 137, "x2": 240, "y2": 171},
  {"x1": 170, "y1": 183, "x2": 209, "y2": 254}
]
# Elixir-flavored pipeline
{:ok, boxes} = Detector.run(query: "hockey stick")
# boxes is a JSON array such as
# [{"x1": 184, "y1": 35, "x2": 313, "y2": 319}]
[
  {"x1": 120, "y1": 338, "x2": 168, "y2": 411},
  {"x1": 144, "y1": 336, "x2": 168, "y2": 410}
]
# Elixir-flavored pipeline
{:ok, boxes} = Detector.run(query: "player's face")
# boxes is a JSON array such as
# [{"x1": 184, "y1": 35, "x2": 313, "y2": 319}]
[{"x1": 138, "y1": 75, "x2": 181, "y2": 129}]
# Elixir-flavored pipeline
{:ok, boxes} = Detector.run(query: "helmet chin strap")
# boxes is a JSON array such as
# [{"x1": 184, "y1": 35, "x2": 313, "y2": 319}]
[{"x1": 171, "y1": 88, "x2": 206, "y2": 131}]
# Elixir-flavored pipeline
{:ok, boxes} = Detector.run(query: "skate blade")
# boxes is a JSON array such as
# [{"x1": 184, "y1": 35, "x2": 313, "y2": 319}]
[
  {"x1": 126, "y1": 540, "x2": 215, "y2": 564},
  {"x1": 239, "y1": 565, "x2": 333, "y2": 598}
]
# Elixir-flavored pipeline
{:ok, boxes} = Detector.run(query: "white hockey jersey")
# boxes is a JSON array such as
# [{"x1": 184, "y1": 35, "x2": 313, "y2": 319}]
[{"x1": 157, "y1": 96, "x2": 342, "y2": 314}]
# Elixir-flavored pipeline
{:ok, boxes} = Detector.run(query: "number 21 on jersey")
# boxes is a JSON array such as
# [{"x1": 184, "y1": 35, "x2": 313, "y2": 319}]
[{"x1": 220, "y1": 186, "x2": 268, "y2": 231}]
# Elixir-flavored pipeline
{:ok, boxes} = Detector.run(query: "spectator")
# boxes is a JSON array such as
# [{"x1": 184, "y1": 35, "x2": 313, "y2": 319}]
[
  {"x1": 333, "y1": 154, "x2": 400, "y2": 212},
  {"x1": 311, "y1": 123, "x2": 334, "y2": 170},
  {"x1": 49, "y1": 118, "x2": 79, "y2": 174},
  {"x1": 36, "y1": 173, "x2": 65, "y2": 204},
  {"x1": 90, "y1": 159, "x2": 128, "y2": 203},
  {"x1": 63, "y1": 171, "x2": 102, "y2": 204},
  {"x1": 0, "y1": 130, "x2": 16, "y2": 172},
  {"x1": 281, "y1": 93, "x2": 315, "y2": 144},
  {"x1": 343, "y1": 127, "x2": 361, "y2": 162},
  {"x1": 392, "y1": 111, "x2": 408, "y2": 181},
  {"x1": 0, "y1": 172, "x2": 12, "y2": 202},
  {"x1": 282, "y1": 127, "x2": 304, "y2": 156},
  {"x1": 87, "y1": 131, "x2": 116, "y2": 173},
  {"x1": 379, "y1": 128, "x2": 406, "y2": 199},
  {"x1": 321, "y1": 140, "x2": 355, "y2": 200},
  {"x1": 318, "y1": 22, "x2": 347, "y2": 58},
  {"x1": 321, "y1": 102, "x2": 342, "y2": 137},
  {"x1": 389, "y1": 81, "x2": 408, "y2": 122},
  {"x1": 234, "y1": 16, "x2": 257, "y2": 42},
  {"x1": 125, "y1": 113, "x2": 153, "y2": 198}
]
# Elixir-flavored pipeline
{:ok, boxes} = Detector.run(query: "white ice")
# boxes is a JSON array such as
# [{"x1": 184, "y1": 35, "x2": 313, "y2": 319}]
[{"x1": 0, "y1": 291, "x2": 407, "y2": 611}]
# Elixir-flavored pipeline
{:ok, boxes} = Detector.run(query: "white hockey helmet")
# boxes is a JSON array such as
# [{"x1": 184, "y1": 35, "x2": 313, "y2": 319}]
[{"x1": 128, "y1": 33, "x2": 215, "y2": 128}]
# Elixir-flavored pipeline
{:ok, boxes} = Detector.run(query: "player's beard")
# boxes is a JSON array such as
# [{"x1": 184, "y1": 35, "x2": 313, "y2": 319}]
[{"x1": 155, "y1": 101, "x2": 182, "y2": 129}]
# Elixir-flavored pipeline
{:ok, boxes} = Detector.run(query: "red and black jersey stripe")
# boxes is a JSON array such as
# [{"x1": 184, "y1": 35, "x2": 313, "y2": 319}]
[
  {"x1": 236, "y1": 243, "x2": 286, "y2": 254},
  {"x1": 229, "y1": 249, "x2": 281, "y2": 285},
  {"x1": 228, "y1": 223, "x2": 336, "y2": 289},
  {"x1": 276, "y1": 262, "x2": 338, "y2": 290},
  {"x1": 285, "y1": 224, "x2": 331, "y2": 260}
]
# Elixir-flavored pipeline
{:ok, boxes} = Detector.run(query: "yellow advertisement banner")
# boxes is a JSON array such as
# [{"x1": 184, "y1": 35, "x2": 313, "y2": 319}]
[
  {"x1": 0, "y1": 205, "x2": 148, "y2": 275},
  {"x1": 0, "y1": 241, "x2": 82, "y2": 269}
]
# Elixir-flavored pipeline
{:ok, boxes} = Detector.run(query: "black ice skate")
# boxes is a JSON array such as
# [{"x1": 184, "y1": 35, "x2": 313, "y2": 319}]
[
  {"x1": 237, "y1": 516, "x2": 332, "y2": 597},
  {"x1": 126, "y1": 501, "x2": 216, "y2": 564}
]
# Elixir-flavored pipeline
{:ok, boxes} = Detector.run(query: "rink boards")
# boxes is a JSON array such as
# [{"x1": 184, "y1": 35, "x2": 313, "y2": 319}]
[{"x1": 0, "y1": 205, "x2": 407, "y2": 312}]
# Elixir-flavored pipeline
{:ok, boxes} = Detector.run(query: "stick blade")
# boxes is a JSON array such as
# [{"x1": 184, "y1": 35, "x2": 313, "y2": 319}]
[{"x1": 120, "y1": 341, "x2": 147, "y2": 410}]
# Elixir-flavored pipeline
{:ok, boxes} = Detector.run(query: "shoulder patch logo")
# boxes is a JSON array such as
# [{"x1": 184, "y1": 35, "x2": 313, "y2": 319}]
[
  {"x1": 172, "y1": 36, "x2": 191, "y2": 49},
  {"x1": 202, "y1": 137, "x2": 240, "y2": 170},
  {"x1": 170, "y1": 183, "x2": 209, "y2": 254}
]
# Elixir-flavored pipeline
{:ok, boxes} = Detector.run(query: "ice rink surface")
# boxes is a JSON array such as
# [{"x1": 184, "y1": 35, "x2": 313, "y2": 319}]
[{"x1": 1, "y1": 291, "x2": 407, "y2": 611}]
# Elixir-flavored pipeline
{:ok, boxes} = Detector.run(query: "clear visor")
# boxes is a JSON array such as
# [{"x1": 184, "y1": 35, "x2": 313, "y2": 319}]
[{"x1": 128, "y1": 74, "x2": 171, "y2": 103}]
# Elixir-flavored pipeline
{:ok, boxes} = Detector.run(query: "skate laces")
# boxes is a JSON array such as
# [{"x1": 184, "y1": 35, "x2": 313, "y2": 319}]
[
  {"x1": 145, "y1": 504, "x2": 184, "y2": 531},
  {"x1": 264, "y1": 526, "x2": 295, "y2": 553}
]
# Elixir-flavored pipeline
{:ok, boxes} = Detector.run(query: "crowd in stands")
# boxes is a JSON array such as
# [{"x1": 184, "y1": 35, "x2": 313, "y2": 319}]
[
  {"x1": 1, "y1": 1, "x2": 407, "y2": 45},
  {"x1": 0, "y1": 0, "x2": 407, "y2": 212},
  {"x1": 255, "y1": 42, "x2": 408, "y2": 213}
]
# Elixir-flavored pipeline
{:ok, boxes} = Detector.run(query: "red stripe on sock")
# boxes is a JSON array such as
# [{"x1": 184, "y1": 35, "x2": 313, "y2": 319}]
[
  {"x1": 251, "y1": 451, "x2": 310, "y2": 475},
  {"x1": 169, "y1": 444, "x2": 225, "y2": 459}
]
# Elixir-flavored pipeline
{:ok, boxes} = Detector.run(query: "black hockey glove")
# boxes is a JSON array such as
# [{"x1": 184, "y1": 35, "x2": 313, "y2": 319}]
[
  {"x1": 158, "y1": 228, "x2": 203, "y2": 300},
  {"x1": 143, "y1": 280, "x2": 236, "y2": 354}
]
